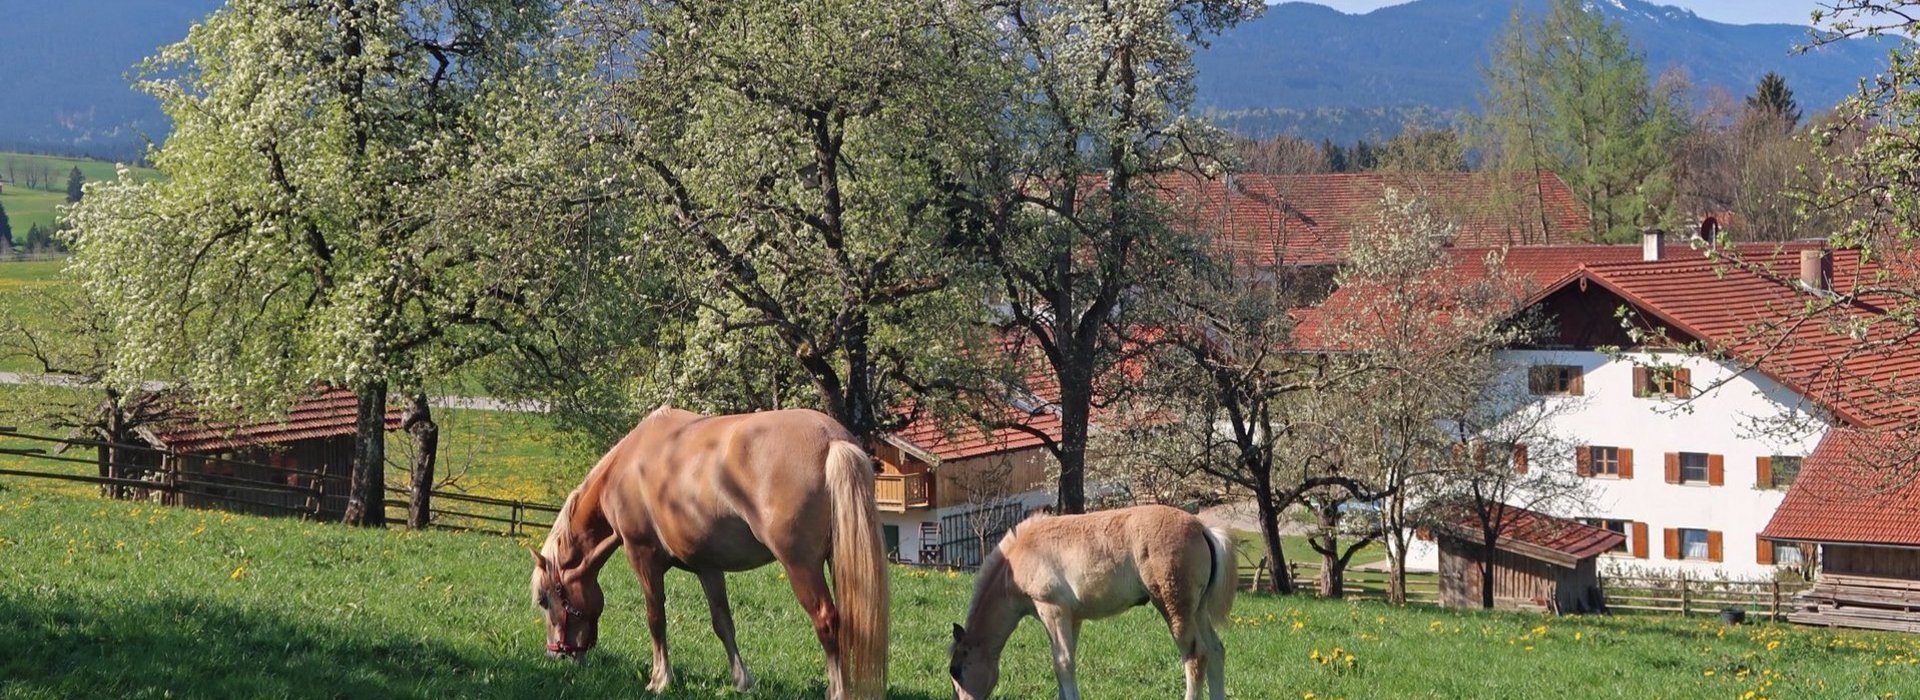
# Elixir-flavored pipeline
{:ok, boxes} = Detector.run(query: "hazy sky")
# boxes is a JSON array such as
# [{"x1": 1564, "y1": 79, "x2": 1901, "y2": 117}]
[{"x1": 1296, "y1": 1, "x2": 1823, "y2": 26}]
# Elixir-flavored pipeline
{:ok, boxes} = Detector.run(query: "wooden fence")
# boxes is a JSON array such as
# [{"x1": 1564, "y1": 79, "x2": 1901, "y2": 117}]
[
  {"x1": 0, "y1": 428, "x2": 558, "y2": 538},
  {"x1": 1239, "y1": 555, "x2": 1813, "y2": 619}
]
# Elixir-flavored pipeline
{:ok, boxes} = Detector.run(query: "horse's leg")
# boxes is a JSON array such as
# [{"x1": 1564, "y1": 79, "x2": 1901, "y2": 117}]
[
  {"x1": 781, "y1": 561, "x2": 845, "y2": 700},
  {"x1": 627, "y1": 547, "x2": 674, "y2": 693},
  {"x1": 1159, "y1": 606, "x2": 1205, "y2": 700},
  {"x1": 697, "y1": 569, "x2": 754, "y2": 691},
  {"x1": 1200, "y1": 622, "x2": 1226, "y2": 700},
  {"x1": 1034, "y1": 603, "x2": 1082, "y2": 700}
]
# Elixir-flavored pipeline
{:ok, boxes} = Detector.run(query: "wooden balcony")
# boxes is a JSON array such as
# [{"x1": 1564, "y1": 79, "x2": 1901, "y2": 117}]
[{"x1": 874, "y1": 472, "x2": 932, "y2": 512}]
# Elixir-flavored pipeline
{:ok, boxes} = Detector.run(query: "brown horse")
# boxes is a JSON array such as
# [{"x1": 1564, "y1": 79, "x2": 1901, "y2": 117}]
[
  {"x1": 528, "y1": 406, "x2": 889, "y2": 699},
  {"x1": 948, "y1": 505, "x2": 1235, "y2": 700}
]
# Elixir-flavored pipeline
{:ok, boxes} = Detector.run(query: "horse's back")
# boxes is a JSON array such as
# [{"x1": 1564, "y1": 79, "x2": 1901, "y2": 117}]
[{"x1": 619, "y1": 408, "x2": 856, "y2": 570}]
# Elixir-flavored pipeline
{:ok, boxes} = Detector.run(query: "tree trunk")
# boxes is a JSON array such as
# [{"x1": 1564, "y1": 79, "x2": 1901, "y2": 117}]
[
  {"x1": 1385, "y1": 488, "x2": 1410, "y2": 605},
  {"x1": 343, "y1": 381, "x2": 388, "y2": 527},
  {"x1": 1255, "y1": 489, "x2": 1292, "y2": 594},
  {"x1": 1315, "y1": 502, "x2": 1345, "y2": 598},
  {"x1": 1480, "y1": 537, "x2": 1499, "y2": 609},
  {"x1": 1055, "y1": 364, "x2": 1092, "y2": 514},
  {"x1": 403, "y1": 393, "x2": 438, "y2": 530}
]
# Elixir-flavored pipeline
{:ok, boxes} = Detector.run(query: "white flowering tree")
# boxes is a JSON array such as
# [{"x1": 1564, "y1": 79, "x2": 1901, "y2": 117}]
[{"x1": 65, "y1": 0, "x2": 563, "y2": 527}]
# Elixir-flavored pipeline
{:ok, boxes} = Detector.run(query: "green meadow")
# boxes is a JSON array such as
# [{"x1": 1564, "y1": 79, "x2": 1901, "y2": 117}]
[
  {"x1": 0, "y1": 151, "x2": 156, "y2": 235},
  {"x1": 0, "y1": 487, "x2": 1915, "y2": 699}
]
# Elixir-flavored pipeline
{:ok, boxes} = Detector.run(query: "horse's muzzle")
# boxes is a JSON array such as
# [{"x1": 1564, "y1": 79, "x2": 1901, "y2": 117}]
[{"x1": 546, "y1": 642, "x2": 588, "y2": 663}]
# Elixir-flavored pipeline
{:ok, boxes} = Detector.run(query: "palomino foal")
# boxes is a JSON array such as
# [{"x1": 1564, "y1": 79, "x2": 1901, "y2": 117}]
[
  {"x1": 949, "y1": 505, "x2": 1235, "y2": 700},
  {"x1": 529, "y1": 407, "x2": 889, "y2": 700}
]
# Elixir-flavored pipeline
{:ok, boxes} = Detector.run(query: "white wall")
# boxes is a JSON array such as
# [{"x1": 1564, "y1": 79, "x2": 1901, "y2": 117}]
[{"x1": 1494, "y1": 348, "x2": 1828, "y2": 580}]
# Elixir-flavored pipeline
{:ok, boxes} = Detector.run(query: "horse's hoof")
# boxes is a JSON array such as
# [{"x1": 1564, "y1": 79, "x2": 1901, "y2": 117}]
[
  {"x1": 733, "y1": 670, "x2": 756, "y2": 692},
  {"x1": 646, "y1": 675, "x2": 672, "y2": 694}
]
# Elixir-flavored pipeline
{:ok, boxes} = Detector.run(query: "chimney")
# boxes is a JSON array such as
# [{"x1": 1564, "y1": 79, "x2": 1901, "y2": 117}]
[
  {"x1": 1799, "y1": 249, "x2": 1832, "y2": 291},
  {"x1": 1642, "y1": 229, "x2": 1664, "y2": 261}
]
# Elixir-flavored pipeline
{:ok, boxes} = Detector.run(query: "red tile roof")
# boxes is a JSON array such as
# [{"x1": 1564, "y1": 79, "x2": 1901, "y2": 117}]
[
  {"x1": 1761, "y1": 429, "x2": 1920, "y2": 547},
  {"x1": 149, "y1": 388, "x2": 404, "y2": 453},
  {"x1": 886, "y1": 343, "x2": 1065, "y2": 463},
  {"x1": 1533, "y1": 248, "x2": 1919, "y2": 429},
  {"x1": 1157, "y1": 170, "x2": 1593, "y2": 266},
  {"x1": 1292, "y1": 241, "x2": 1828, "y2": 352},
  {"x1": 1438, "y1": 505, "x2": 1626, "y2": 567}
]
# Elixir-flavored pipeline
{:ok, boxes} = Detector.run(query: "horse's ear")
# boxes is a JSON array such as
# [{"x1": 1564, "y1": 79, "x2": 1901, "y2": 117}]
[
  {"x1": 528, "y1": 546, "x2": 550, "y2": 573},
  {"x1": 952, "y1": 623, "x2": 965, "y2": 642}
]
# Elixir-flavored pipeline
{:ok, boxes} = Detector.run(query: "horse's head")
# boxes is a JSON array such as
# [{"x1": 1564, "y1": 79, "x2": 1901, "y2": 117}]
[
  {"x1": 948, "y1": 622, "x2": 1001, "y2": 700},
  {"x1": 529, "y1": 547, "x2": 607, "y2": 663}
]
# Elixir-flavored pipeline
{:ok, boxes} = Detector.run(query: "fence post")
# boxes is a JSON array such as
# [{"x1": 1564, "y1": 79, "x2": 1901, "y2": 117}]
[
  {"x1": 1771, "y1": 580, "x2": 1781, "y2": 622},
  {"x1": 1680, "y1": 574, "x2": 1690, "y2": 616},
  {"x1": 510, "y1": 502, "x2": 522, "y2": 537}
]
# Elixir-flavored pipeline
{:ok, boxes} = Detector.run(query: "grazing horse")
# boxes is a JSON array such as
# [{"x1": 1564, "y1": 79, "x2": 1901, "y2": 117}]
[
  {"x1": 528, "y1": 406, "x2": 889, "y2": 699},
  {"x1": 948, "y1": 505, "x2": 1234, "y2": 700}
]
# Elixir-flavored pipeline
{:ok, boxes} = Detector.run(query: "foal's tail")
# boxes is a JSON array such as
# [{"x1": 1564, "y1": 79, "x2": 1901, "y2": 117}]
[
  {"x1": 1203, "y1": 527, "x2": 1237, "y2": 625},
  {"x1": 826, "y1": 441, "x2": 890, "y2": 698}
]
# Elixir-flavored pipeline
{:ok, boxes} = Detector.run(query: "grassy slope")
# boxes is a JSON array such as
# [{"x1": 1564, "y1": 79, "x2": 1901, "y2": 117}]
[
  {"x1": 0, "y1": 259, "x2": 70, "y2": 372},
  {"x1": 2, "y1": 488, "x2": 1916, "y2": 699},
  {"x1": 0, "y1": 152, "x2": 156, "y2": 234}
]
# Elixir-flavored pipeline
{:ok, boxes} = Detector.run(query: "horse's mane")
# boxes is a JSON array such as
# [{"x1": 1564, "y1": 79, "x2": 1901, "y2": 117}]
[
  {"x1": 964, "y1": 513, "x2": 1047, "y2": 621},
  {"x1": 541, "y1": 487, "x2": 584, "y2": 561}
]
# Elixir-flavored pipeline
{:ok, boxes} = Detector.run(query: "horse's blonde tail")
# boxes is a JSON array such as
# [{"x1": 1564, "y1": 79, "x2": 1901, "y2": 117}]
[
  {"x1": 1204, "y1": 527, "x2": 1237, "y2": 625},
  {"x1": 826, "y1": 441, "x2": 889, "y2": 698}
]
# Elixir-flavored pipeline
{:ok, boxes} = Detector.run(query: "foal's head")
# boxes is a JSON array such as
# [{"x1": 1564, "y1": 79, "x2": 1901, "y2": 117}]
[
  {"x1": 529, "y1": 547, "x2": 608, "y2": 663},
  {"x1": 948, "y1": 622, "x2": 1003, "y2": 700}
]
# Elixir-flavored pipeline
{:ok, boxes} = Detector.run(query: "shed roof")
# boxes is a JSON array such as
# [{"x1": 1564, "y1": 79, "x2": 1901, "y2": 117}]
[
  {"x1": 1437, "y1": 505, "x2": 1625, "y2": 568},
  {"x1": 1760, "y1": 429, "x2": 1920, "y2": 547},
  {"x1": 148, "y1": 387, "x2": 404, "y2": 453}
]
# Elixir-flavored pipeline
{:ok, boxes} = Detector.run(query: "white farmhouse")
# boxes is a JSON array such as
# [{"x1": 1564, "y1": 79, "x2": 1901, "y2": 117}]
[{"x1": 1309, "y1": 234, "x2": 1909, "y2": 581}]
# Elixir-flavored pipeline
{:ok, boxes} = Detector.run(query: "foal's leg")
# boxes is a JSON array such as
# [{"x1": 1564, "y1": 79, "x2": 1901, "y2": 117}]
[
  {"x1": 1200, "y1": 623, "x2": 1227, "y2": 700},
  {"x1": 697, "y1": 570, "x2": 755, "y2": 691},
  {"x1": 1034, "y1": 603, "x2": 1083, "y2": 700},
  {"x1": 781, "y1": 561, "x2": 846, "y2": 700},
  {"x1": 627, "y1": 548, "x2": 674, "y2": 693}
]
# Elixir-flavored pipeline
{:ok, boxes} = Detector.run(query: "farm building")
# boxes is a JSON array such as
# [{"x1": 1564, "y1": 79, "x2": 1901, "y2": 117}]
[
  {"x1": 873, "y1": 396, "x2": 1058, "y2": 568},
  {"x1": 131, "y1": 387, "x2": 403, "y2": 519},
  {"x1": 1761, "y1": 429, "x2": 1920, "y2": 632},
  {"x1": 1434, "y1": 506, "x2": 1625, "y2": 613}
]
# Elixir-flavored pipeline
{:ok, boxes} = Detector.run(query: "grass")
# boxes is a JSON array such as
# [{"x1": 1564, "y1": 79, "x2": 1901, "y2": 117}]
[
  {"x1": 0, "y1": 259, "x2": 72, "y2": 372},
  {"x1": 0, "y1": 152, "x2": 157, "y2": 234},
  {"x1": 2, "y1": 487, "x2": 1917, "y2": 699}
]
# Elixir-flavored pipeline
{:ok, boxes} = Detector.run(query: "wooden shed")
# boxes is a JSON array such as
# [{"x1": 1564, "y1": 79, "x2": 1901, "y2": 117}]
[
  {"x1": 135, "y1": 388, "x2": 402, "y2": 519},
  {"x1": 1435, "y1": 506, "x2": 1625, "y2": 614},
  {"x1": 1761, "y1": 430, "x2": 1920, "y2": 632}
]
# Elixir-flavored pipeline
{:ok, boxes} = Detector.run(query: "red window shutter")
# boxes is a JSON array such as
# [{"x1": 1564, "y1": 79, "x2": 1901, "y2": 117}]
[
  {"x1": 1619, "y1": 448, "x2": 1635, "y2": 479},
  {"x1": 1575, "y1": 447, "x2": 1592, "y2": 477},
  {"x1": 1664, "y1": 453, "x2": 1680, "y2": 484},
  {"x1": 1663, "y1": 528, "x2": 1679, "y2": 560},
  {"x1": 1756, "y1": 536, "x2": 1774, "y2": 565},
  {"x1": 1569, "y1": 371, "x2": 1585, "y2": 396},
  {"x1": 1631, "y1": 522, "x2": 1649, "y2": 559},
  {"x1": 1632, "y1": 366, "x2": 1650, "y2": 397},
  {"x1": 1513, "y1": 444, "x2": 1529, "y2": 474},
  {"x1": 1707, "y1": 531, "x2": 1724, "y2": 562},
  {"x1": 1756, "y1": 457, "x2": 1773, "y2": 489},
  {"x1": 1708, "y1": 454, "x2": 1725, "y2": 486},
  {"x1": 1675, "y1": 368, "x2": 1693, "y2": 399}
]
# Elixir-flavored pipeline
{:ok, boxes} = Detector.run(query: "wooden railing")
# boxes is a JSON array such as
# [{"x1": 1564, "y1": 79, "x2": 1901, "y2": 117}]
[{"x1": 874, "y1": 472, "x2": 931, "y2": 512}]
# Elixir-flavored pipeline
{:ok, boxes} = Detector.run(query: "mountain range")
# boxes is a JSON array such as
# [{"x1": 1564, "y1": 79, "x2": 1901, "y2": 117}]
[
  {"x1": 0, "y1": 0, "x2": 1901, "y2": 159},
  {"x1": 1194, "y1": 0, "x2": 1900, "y2": 140}
]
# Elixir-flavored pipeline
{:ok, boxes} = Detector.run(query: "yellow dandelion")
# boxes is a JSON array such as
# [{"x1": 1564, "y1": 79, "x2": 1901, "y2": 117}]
[
  {"x1": 1704, "y1": 670, "x2": 1715, "y2": 677},
  {"x1": 1766, "y1": 640, "x2": 1780, "y2": 651},
  {"x1": 230, "y1": 564, "x2": 247, "y2": 580}
]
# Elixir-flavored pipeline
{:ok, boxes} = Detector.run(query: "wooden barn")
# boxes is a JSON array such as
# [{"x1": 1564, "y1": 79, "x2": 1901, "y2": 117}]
[
  {"x1": 1761, "y1": 429, "x2": 1920, "y2": 632},
  {"x1": 1435, "y1": 506, "x2": 1625, "y2": 614},
  {"x1": 134, "y1": 388, "x2": 402, "y2": 519}
]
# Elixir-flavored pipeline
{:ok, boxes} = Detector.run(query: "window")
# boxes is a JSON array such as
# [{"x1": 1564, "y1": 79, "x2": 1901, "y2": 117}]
[
  {"x1": 1679, "y1": 452, "x2": 1710, "y2": 484},
  {"x1": 1770, "y1": 456, "x2": 1802, "y2": 489},
  {"x1": 1589, "y1": 447, "x2": 1620, "y2": 477},
  {"x1": 1528, "y1": 365, "x2": 1583, "y2": 395},
  {"x1": 1581, "y1": 518, "x2": 1632, "y2": 554},
  {"x1": 1680, "y1": 528, "x2": 1711, "y2": 560},
  {"x1": 1633, "y1": 366, "x2": 1692, "y2": 399},
  {"x1": 1771, "y1": 542, "x2": 1804, "y2": 566}
]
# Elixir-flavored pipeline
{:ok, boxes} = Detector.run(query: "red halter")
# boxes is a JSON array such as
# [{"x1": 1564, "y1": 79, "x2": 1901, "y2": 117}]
[{"x1": 544, "y1": 584, "x2": 590, "y2": 654}]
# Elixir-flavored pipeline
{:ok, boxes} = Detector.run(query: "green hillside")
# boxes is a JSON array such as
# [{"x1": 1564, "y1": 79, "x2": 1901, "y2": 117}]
[
  {"x1": 0, "y1": 152, "x2": 157, "y2": 238},
  {"x1": 0, "y1": 488, "x2": 1914, "y2": 699}
]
